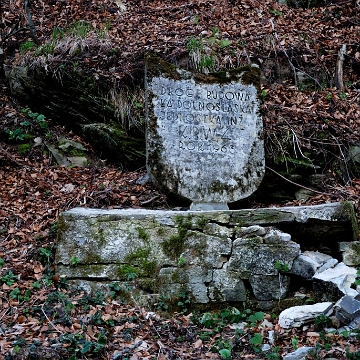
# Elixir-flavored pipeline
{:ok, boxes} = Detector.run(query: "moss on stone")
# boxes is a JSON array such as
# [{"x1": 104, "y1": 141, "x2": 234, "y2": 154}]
[
  {"x1": 157, "y1": 227, "x2": 165, "y2": 236},
  {"x1": 170, "y1": 268, "x2": 188, "y2": 283},
  {"x1": 341, "y1": 200, "x2": 359, "y2": 241},
  {"x1": 195, "y1": 215, "x2": 209, "y2": 230},
  {"x1": 137, "y1": 227, "x2": 150, "y2": 241},
  {"x1": 136, "y1": 278, "x2": 158, "y2": 292},
  {"x1": 87, "y1": 221, "x2": 106, "y2": 248},
  {"x1": 273, "y1": 297, "x2": 305, "y2": 313},
  {"x1": 161, "y1": 215, "x2": 193, "y2": 260},
  {"x1": 120, "y1": 245, "x2": 159, "y2": 279}
]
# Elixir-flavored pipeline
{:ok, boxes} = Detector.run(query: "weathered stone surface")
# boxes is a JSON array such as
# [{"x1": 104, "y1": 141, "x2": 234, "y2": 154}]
[
  {"x1": 290, "y1": 254, "x2": 319, "y2": 279},
  {"x1": 228, "y1": 202, "x2": 358, "y2": 245},
  {"x1": 203, "y1": 223, "x2": 233, "y2": 238},
  {"x1": 313, "y1": 263, "x2": 358, "y2": 302},
  {"x1": 290, "y1": 251, "x2": 338, "y2": 280},
  {"x1": 235, "y1": 225, "x2": 266, "y2": 238},
  {"x1": 283, "y1": 347, "x2": 315, "y2": 360},
  {"x1": 145, "y1": 54, "x2": 264, "y2": 208},
  {"x1": 339, "y1": 242, "x2": 360, "y2": 266},
  {"x1": 159, "y1": 266, "x2": 214, "y2": 303},
  {"x1": 263, "y1": 228, "x2": 292, "y2": 244},
  {"x1": 227, "y1": 237, "x2": 300, "y2": 276},
  {"x1": 249, "y1": 274, "x2": 291, "y2": 301},
  {"x1": 184, "y1": 231, "x2": 232, "y2": 266},
  {"x1": 55, "y1": 204, "x2": 358, "y2": 307},
  {"x1": 335, "y1": 296, "x2": 360, "y2": 324},
  {"x1": 317, "y1": 258, "x2": 339, "y2": 274},
  {"x1": 209, "y1": 270, "x2": 246, "y2": 302},
  {"x1": 303, "y1": 251, "x2": 333, "y2": 265},
  {"x1": 278, "y1": 302, "x2": 333, "y2": 328},
  {"x1": 348, "y1": 314, "x2": 360, "y2": 330}
]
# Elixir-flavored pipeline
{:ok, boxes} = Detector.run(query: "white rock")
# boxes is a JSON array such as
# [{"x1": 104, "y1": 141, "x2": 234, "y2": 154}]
[
  {"x1": 278, "y1": 302, "x2": 333, "y2": 328},
  {"x1": 303, "y1": 251, "x2": 333, "y2": 265},
  {"x1": 268, "y1": 330, "x2": 275, "y2": 344},
  {"x1": 316, "y1": 258, "x2": 338, "y2": 273},
  {"x1": 313, "y1": 262, "x2": 357, "y2": 298},
  {"x1": 283, "y1": 346, "x2": 315, "y2": 360}
]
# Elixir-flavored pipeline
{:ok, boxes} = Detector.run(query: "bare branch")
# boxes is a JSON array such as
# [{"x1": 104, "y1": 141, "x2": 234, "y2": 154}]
[
  {"x1": 335, "y1": 44, "x2": 346, "y2": 91},
  {"x1": 24, "y1": 0, "x2": 40, "y2": 44}
]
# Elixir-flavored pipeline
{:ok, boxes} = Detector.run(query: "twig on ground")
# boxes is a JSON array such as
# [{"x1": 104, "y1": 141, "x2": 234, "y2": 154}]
[
  {"x1": 41, "y1": 303, "x2": 65, "y2": 334},
  {"x1": 140, "y1": 195, "x2": 160, "y2": 206},
  {"x1": 330, "y1": 133, "x2": 351, "y2": 185},
  {"x1": 265, "y1": 166, "x2": 335, "y2": 197},
  {"x1": 0, "y1": 145, "x2": 23, "y2": 166}
]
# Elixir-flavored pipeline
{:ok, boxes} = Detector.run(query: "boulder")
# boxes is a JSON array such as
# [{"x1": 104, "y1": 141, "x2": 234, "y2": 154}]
[
  {"x1": 283, "y1": 346, "x2": 315, "y2": 360},
  {"x1": 339, "y1": 241, "x2": 360, "y2": 266},
  {"x1": 278, "y1": 302, "x2": 333, "y2": 328},
  {"x1": 335, "y1": 296, "x2": 360, "y2": 325},
  {"x1": 290, "y1": 251, "x2": 338, "y2": 280},
  {"x1": 313, "y1": 262, "x2": 358, "y2": 302},
  {"x1": 249, "y1": 274, "x2": 291, "y2": 301},
  {"x1": 145, "y1": 54, "x2": 264, "y2": 208}
]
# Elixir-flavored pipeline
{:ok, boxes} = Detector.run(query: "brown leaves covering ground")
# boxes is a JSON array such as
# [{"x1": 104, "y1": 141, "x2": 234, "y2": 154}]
[{"x1": 0, "y1": 0, "x2": 360, "y2": 358}]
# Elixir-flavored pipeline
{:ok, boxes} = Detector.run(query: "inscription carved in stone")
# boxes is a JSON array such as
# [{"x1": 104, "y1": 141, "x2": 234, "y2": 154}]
[{"x1": 145, "y1": 54, "x2": 265, "y2": 209}]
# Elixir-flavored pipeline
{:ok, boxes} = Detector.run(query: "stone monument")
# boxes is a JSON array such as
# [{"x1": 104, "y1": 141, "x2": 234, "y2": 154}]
[
  {"x1": 145, "y1": 54, "x2": 265, "y2": 210},
  {"x1": 54, "y1": 56, "x2": 359, "y2": 310}
]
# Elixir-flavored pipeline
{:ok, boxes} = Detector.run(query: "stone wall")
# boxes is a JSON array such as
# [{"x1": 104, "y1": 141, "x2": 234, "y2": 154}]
[{"x1": 55, "y1": 202, "x2": 358, "y2": 309}]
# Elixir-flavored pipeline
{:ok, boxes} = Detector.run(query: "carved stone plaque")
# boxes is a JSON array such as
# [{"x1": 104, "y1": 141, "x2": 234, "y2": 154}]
[{"x1": 145, "y1": 54, "x2": 264, "y2": 209}]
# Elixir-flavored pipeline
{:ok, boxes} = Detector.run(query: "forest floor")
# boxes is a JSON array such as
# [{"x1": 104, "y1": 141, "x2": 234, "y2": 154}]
[{"x1": 1, "y1": 0, "x2": 360, "y2": 359}]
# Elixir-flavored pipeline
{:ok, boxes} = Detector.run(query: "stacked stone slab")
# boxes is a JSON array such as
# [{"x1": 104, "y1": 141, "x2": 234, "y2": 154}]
[{"x1": 55, "y1": 203, "x2": 357, "y2": 307}]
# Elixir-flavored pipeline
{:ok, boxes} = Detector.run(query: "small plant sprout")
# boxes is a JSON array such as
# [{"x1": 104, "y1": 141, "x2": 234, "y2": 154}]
[
  {"x1": 177, "y1": 256, "x2": 186, "y2": 267},
  {"x1": 270, "y1": 9, "x2": 283, "y2": 16},
  {"x1": 292, "y1": 335, "x2": 298, "y2": 350},
  {"x1": 275, "y1": 260, "x2": 290, "y2": 273},
  {"x1": 39, "y1": 247, "x2": 52, "y2": 264},
  {"x1": 1, "y1": 270, "x2": 18, "y2": 286},
  {"x1": 177, "y1": 291, "x2": 191, "y2": 314},
  {"x1": 249, "y1": 333, "x2": 263, "y2": 352},
  {"x1": 219, "y1": 348, "x2": 232, "y2": 360},
  {"x1": 339, "y1": 92, "x2": 346, "y2": 100},
  {"x1": 248, "y1": 311, "x2": 264, "y2": 326},
  {"x1": 70, "y1": 256, "x2": 80, "y2": 266}
]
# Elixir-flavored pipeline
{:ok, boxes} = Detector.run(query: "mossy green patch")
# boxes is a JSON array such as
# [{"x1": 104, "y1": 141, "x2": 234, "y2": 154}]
[
  {"x1": 85, "y1": 219, "x2": 106, "y2": 248},
  {"x1": 170, "y1": 268, "x2": 188, "y2": 283},
  {"x1": 17, "y1": 143, "x2": 32, "y2": 154},
  {"x1": 195, "y1": 215, "x2": 209, "y2": 230},
  {"x1": 161, "y1": 215, "x2": 193, "y2": 260},
  {"x1": 123, "y1": 247, "x2": 158, "y2": 278},
  {"x1": 157, "y1": 227, "x2": 165, "y2": 236},
  {"x1": 137, "y1": 227, "x2": 150, "y2": 241},
  {"x1": 341, "y1": 201, "x2": 359, "y2": 241}
]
